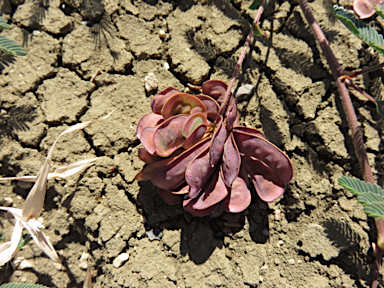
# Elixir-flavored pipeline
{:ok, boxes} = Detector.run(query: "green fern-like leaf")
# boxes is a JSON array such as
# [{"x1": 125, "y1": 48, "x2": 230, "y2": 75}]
[
  {"x1": 0, "y1": 16, "x2": 9, "y2": 30},
  {"x1": 0, "y1": 35, "x2": 26, "y2": 56},
  {"x1": 333, "y1": 5, "x2": 384, "y2": 56},
  {"x1": 338, "y1": 176, "x2": 384, "y2": 220},
  {"x1": 0, "y1": 284, "x2": 49, "y2": 288}
]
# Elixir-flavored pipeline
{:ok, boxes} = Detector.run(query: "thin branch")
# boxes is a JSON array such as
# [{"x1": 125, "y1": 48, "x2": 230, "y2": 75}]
[
  {"x1": 299, "y1": 1, "x2": 381, "y2": 287},
  {"x1": 345, "y1": 62, "x2": 384, "y2": 78},
  {"x1": 344, "y1": 78, "x2": 383, "y2": 108},
  {"x1": 218, "y1": 0, "x2": 266, "y2": 118}
]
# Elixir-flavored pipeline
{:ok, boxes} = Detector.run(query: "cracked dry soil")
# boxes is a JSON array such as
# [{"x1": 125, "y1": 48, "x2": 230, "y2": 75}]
[{"x1": 1, "y1": 0, "x2": 384, "y2": 287}]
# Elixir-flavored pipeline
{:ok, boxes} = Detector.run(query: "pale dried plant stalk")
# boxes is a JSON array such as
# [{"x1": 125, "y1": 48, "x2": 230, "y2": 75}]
[
  {"x1": 0, "y1": 157, "x2": 101, "y2": 182},
  {"x1": 0, "y1": 110, "x2": 115, "y2": 266}
]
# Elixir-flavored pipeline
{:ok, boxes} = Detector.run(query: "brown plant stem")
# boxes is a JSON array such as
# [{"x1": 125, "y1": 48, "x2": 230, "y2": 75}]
[
  {"x1": 299, "y1": 0, "x2": 382, "y2": 287},
  {"x1": 218, "y1": 0, "x2": 266, "y2": 119},
  {"x1": 345, "y1": 62, "x2": 384, "y2": 78},
  {"x1": 344, "y1": 78, "x2": 383, "y2": 107}
]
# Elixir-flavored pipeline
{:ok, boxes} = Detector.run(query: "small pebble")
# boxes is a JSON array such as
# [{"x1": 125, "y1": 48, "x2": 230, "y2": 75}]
[
  {"x1": 113, "y1": 253, "x2": 129, "y2": 268},
  {"x1": 159, "y1": 29, "x2": 166, "y2": 38},
  {"x1": 1, "y1": 197, "x2": 13, "y2": 207},
  {"x1": 259, "y1": 276, "x2": 264, "y2": 283},
  {"x1": 277, "y1": 240, "x2": 284, "y2": 247},
  {"x1": 225, "y1": 249, "x2": 234, "y2": 259},
  {"x1": 146, "y1": 229, "x2": 163, "y2": 241},
  {"x1": 260, "y1": 263, "x2": 268, "y2": 270},
  {"x1": 288, "y1": 258, "x2": 295, "y2": 265},
  {"x1": 145, "y1": 73, "x2": 159, "y2": 92},
  {"x1": 17, "y1": 260, "x2": 33, "y2": 270},
  {"x1": 79, "y1": 252, "x2": 92, "y2": 270},
  {"x1": 53, "y1": 262, "x2": 66, "y2": 271},
  {"x1": 274, "y1": 209, "x2": 281, "y2": 221},
  {"x1": 234, "y1": 84, "x2": 254, "y2": 100},
  {"x1": 164, "y1": 62, "x2": 170, "y2": 70},
  {"x1": 79, "y1": 261, "x2": 88, "y2": 270},
  {"x1": 13, "y1": 257, "x2": 24, "y2": 266}
]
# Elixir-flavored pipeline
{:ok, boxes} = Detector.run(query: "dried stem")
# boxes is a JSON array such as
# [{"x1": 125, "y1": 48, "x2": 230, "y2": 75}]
[
  {"x1": 299, "y1": 0, "x2": 381, "y2": 286},
  {"x1": 218, "y1": 0, "x2": 266, "y2": 118},
  {"x1": 345, "y1": 62, "x2": 384, "y2": 78},
  {"x1": 344, "y1": 78, "x2": 382, "y2": 106}
]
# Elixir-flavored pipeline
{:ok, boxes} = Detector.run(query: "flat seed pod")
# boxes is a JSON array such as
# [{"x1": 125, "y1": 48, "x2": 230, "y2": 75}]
[
  {"x1": 140, "y1": 127, "x2": 157, "y2": 155},
  {"x1": 158, "y1": 188, "x2": 184, "y2": 204},
  {"x1": 182, "y1": 113, "x2": 209, "y2": 138},
  {"x1": 195, "y1": 95, "x2": 220, "y2": 121},
  {"x1": 183, "y1": 198, "x2": 219, "y2": 217},
  {"x1": 161, "y1": 93, "x2": 207, "y2": 119},
  {"x1": 151, "y1": 87, "x2": 181, "y2": 114},
  {"x1": 154, "y1": 115, "x2": 189, "y2": 157},
  {"x1": 183, "y1": 124, "x2": 207, "y2": 150},
  {"x1": 209, "y1": 116, "x2": 227, "y2": 167},
  {"x1": 152, "y1": 138, "x2": 211, "y2": 191},
  {"x1": 191, "y1": 171, "x2": 229, "y2": 210},
  {"x1": 202, "y1": 80, "x2": 228, "y2": 103},
  {"x1": 136, "y1": 113, "x2": 163, "y2": 140},
  {"x1": 233, "y1": 130, "x2": 293, "y2": 184},
  {"x1": 222, "y1": 170, "x2": 251, "y2": 213},
  {"x1": 242, "y1": 156, "x2": 285, "y2": 202},
  {"x1": 221, "y1": 134, "x2": 240, "y2": 188},
  {"x1": 185, "y1": 147, "x2": 216, "y2": 199}
]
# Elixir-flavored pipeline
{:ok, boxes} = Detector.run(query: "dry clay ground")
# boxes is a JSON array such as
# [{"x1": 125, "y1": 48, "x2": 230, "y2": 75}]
[{"x1": 1, "y1": 0, "x2": 384, "y2": 287}]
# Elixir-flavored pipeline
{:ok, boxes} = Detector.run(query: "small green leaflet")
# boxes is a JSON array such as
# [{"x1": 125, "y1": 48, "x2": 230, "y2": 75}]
[
  {"x1": 333, "y1": 5, "x2": 384, "y2": 56},
  {"x1": 17, "y1": 233, "x2": 32, "y2": 250},
  {"x1": 375, "y1": 100, "x2": 384, "y2": 116},
  {"x1": 375, "y1": 3, "x2": 384, "y2": 19},
  {"x1": 253, "y1": 23, "x2": 266, "y2": 36},
  {"x1": 0, "y1": 35, "x2": 26, "y2": 56},
  {"x1": 0, "y1": 284, "x2": 49, "y2": 288},
  {"x1": 0, "y1": 16, "x2": 9, "y2": 30},
  {"x1": 0, "y1": 16, "x2": 26, "y2": 56},
  {"x1": 249, "y1": 0, "x2": 269, "y2": 10},
  {"x1": 338, "y1": 176, "x2": 384, "y2": 221}
]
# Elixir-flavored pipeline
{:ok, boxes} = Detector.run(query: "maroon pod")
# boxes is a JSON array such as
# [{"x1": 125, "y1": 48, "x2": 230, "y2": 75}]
[{"x1": 135, "y1": 80, "x2": 294, "y2": 216}]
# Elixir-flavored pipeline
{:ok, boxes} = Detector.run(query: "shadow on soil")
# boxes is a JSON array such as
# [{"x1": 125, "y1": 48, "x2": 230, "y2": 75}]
[
  {"x1": 137, "y1": 181, "x2": 269, "y2": 264},
  {"x1": 322, "y1": 218, "x2": 374, "y2": 286}
]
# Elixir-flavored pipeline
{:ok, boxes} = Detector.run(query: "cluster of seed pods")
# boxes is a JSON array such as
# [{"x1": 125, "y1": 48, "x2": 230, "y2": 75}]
[{"x1": 135, "y1": 80, "x2": 293, "y2": 216}]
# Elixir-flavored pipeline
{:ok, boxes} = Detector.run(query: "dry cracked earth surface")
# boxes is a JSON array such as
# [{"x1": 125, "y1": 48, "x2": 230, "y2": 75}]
[{"x1": 1, "y1": 0, "x2": 384, "y2": 287}]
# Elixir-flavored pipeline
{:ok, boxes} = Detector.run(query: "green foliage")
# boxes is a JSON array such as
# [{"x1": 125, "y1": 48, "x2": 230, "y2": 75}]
[
  {"x1": 374, "y1": 3, "x2": 384, "y2": 19},
  {"x1": 375, "y1": 100, "x2": 384, "y2": 116},
  {"x1": 0, "y1": 17, "x2": 10, "y2": 30},
  {"x1": 333, "y1": 5, "x2": 384, "y2": 56},
  {"x1": 249, "y1": 0, "x2": 269, "y2": 10},
  {"x1": 338, "y1": 176, "x2": 384, "y2": 220},
  {"x1": 253, "y1": 23, "x2": 265, "y2": 36},
  {"x1": 0, "y1": 284, "x2": 49, "y2": 288},
  {"x1": 0, "y1": 36, "x2": 26, "y2": 56},
  {"x1": 17, "y1": 234, "x2": 32, "y2": 250},
  {"x1": 0, "y1": 16, "x2": 26, "y2": 56}
]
